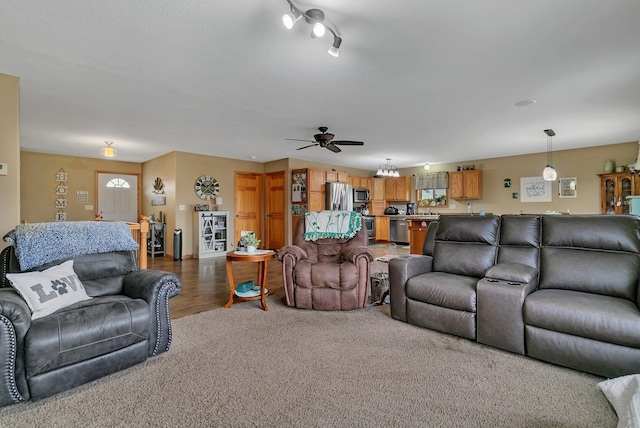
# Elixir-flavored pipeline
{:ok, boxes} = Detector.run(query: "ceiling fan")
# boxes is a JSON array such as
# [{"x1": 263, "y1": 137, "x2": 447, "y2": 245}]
[{"x1": 286, "y1": 126, "x2": 364, "y2": 153}]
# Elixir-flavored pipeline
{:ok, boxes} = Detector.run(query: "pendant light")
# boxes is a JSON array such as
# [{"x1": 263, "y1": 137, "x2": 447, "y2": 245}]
[
  {"x1": 376, "y1": 158, "x2": 400, "y2": 177},
  {"x1": 542, "y1": 129, "x2": 557, "y2": 181}
]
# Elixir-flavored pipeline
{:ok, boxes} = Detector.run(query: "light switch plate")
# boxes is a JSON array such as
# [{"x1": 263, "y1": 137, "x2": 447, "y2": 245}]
[
  {"x1": 0, "y1": 163, "x2": 7, "y2": 175},
  {"x1": 85, "y1": 205, "x2": 94, "y2": 211}
]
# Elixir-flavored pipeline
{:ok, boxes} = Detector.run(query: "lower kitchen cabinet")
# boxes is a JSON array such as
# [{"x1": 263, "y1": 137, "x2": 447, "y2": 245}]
[
  {"x1": 376, "y1": 216, "x2": 390, "y2": 242},
  {"x1": 409, "y1": 219, "x2": 433, "y2": 254}
]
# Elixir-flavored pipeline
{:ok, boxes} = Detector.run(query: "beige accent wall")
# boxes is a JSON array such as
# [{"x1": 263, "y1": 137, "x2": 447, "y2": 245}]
[
  {"x1": 0, "y1": 73, "x2": 20, "y2": 249},
  {"x1": 142, "y1": 151, "x2": 266, "y2": 258},
  {"x1": 20, "y1": 151, "x2": 142, "y2": 223},
  {"x1": 399, "y1": 141, "x2": 640, "y2": 215}
]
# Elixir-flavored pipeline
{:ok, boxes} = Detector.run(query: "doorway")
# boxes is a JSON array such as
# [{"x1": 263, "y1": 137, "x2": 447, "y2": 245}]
[
  {"x1": 265, "y1": 171, "x2": 285, "y2": 250},
  {"x1": 234, "y1": 172, "x2": 263, "y2": 246},
  {"x1": 96, "y1": 172, "x2": 140, "y2": 222}
]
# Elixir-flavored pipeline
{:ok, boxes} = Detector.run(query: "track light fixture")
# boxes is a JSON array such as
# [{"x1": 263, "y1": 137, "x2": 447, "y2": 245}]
[
  {"x1": 542, "y1": 129, "x2": 557, "y2": 181},
  {"x1": 282, "y1": 0, "x2": 342, "y2": 58}
]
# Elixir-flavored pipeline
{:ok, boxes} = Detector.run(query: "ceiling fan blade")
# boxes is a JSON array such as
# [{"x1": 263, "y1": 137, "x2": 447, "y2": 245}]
[
  {"x1": 286, "y1": 138, "x2": 315, "y2": 143},
  {"x1": 326, "y1": 143, "x2": 342, "y2": 153},
  {"x1": 332, "y1": 140, "x2": 364, "y2": 146},
  {"x1": 297, "y1": 143, "x2": 319, "y2": 150}
]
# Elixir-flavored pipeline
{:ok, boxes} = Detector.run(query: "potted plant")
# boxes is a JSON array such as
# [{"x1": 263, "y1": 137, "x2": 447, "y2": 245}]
[{"x1": 244, "y1": 234, "x2": 261, "y2": 253}]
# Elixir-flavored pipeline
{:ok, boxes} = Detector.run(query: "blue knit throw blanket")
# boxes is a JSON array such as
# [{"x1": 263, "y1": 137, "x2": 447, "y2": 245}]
[
  {"x1": 303, "y1": 210, "x2": 362, "y2": 241},
  {"x1": 4, "y1": 221, "x2": 139, "y2": 271}
]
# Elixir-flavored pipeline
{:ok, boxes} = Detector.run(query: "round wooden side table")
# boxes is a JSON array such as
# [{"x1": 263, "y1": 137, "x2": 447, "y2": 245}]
[{"x1": 225, "y1": 250, "x2": 275, "y2": 311}]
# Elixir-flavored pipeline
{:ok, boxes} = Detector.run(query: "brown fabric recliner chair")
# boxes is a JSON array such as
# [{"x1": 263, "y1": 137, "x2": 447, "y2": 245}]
[{"x1": 277, "y1": 217, "x2": 374, "y2": 310}]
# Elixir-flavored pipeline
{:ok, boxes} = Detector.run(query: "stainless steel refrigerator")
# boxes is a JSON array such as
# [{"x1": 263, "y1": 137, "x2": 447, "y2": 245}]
[{"x1": 325, "y1": 182, "x2": 353, "y2": 211}]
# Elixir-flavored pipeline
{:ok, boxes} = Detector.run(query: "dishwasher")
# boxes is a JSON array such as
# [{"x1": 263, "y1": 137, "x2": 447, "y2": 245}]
[{"x1": 389, "y1": 217, "x2": 409, "y2": 244}]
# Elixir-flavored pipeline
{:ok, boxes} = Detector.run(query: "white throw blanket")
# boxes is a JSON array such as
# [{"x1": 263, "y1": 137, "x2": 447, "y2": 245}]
[
  {"x1": 598, "y1": 374, "x2": 640, "y2": 428},
  {"x1": 303, "y1": 210, "x2": 361, "y2": 241}
]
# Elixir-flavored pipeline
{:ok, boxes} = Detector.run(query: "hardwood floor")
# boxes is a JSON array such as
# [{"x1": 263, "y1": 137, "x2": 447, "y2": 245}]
[{"x1": 148, "y1": 243, "x2": 409, "y2": 319}]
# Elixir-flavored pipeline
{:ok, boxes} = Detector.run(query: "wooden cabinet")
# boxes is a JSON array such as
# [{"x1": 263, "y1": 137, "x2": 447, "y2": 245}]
[
  {"x1": 375, "y1": 216, "x2": 390, "y2": 242},
  {"x1": 599, "y1": 172, "x2": 639, "y2": 214},
  {"x1": 409, "y1": 219, "x2": 433, "y2": 254},
  {"x1": 326, "y1": 170, "x2": 348, "y2": 184},
  {"x1": 449, "y1": 170, "x2": 483, "y2": 200},
  {"x1": 350, "y1": 175, "x2": 372, "y2": 190},
  {"x1": 372, "y1": 178, "x2": 385, "y2": 201},
  {"x1": 308, "y1": 168, "x2": 326, "y2": 192},
  {"x1": 385, "y1": 176, "x2": 411, "y2": 201}
]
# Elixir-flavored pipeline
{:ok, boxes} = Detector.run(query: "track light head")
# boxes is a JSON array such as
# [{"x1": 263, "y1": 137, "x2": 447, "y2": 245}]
[
  {"x1": 328, "y1": 36, "x2": 342, "y2": 57},
  {"x1": 311, "y1": 22, "x2": 325, "y2": 38},
  {"x1": 282, "y1": 8, "x2": 301, "y2": 29}
]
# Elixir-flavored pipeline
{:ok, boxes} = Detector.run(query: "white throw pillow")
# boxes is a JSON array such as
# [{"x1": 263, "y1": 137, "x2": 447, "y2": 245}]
[
  {"x1": 6, "y1": 260, "x2": 92, "y2": 320},
  {"x1": 598, "y1": 374, "x2": 640, "y2": 428}
]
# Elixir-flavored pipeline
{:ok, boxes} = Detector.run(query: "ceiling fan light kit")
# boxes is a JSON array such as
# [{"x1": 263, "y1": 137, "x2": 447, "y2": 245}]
[{"x1": 282, "y1": 0, "x2": 342, "y2": 57}]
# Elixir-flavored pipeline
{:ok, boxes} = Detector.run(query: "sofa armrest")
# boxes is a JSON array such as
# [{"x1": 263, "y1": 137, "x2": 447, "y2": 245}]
[
  {"x1": 476, "y1": 273, "x2": 539, "y2": 354},
  {"x1": 389, "y1": 255, "x2": 434, "y2": 322},
  {"x1": 276, "y1": 245, "x2": 307, "y2": 263},
  {"x1": 276, "y1": 245, "x2": 308, "y2": 307},
  {"x1": 123, "y1": 270, "x2": 181, "y2": 357},
  {"x1": 485, "y1": 263, "x2": 538, "y2": 284},
  {"x1": 0, "y1": 288, "x2": 32, "y2": 406},
  {"x1": 342, "y1": 246, "x2": 374, "y2": 264}
]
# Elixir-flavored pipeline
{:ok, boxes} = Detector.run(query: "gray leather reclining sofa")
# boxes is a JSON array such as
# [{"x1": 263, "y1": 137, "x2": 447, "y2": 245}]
[
  {"x1": 0, "y1": 246, "x2": 181, "y2": 408},
  {"x1": 389, "y1": 214, "x2": 640, "y2": 378}
]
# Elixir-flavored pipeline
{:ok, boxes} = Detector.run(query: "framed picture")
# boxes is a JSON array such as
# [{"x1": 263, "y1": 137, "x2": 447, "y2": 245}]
[
  {"x1": 520, "y1": 176, "x2": 552, "y2": 202},
  {"x1": 559, "y1": 177, "x2": 577, "y2": 198}
]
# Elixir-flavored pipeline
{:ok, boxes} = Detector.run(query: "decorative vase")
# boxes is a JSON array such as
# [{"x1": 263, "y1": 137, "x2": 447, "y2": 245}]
[
  {"x1": 634, "y1": 141, "x2": 640, "y2": 172},
  {"x1": 604, "y1": 159, "x2": 614, "y2": 173},
  {"x1": 247, "y1": 245, "x2": 256, "y2": 253}
]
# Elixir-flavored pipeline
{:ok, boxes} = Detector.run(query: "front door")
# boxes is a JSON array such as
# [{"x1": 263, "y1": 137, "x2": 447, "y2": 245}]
[
  {"x1": 265, "y1": 171, "x2": 285, "y2": 250},
  {"x1": 234, "y1": 172, "x2": 263, "y2": 246},
  {"x1": 97, "y1": 172, "x2": 140, "y2": 222}
]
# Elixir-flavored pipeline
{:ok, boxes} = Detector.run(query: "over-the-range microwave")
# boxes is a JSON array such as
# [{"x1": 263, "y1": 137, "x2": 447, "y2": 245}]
[{"x1": 353, "y1": 188, "x2": 370, "y2": 203}]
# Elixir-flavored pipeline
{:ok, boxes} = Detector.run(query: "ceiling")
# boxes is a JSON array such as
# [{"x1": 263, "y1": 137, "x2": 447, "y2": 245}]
[{"x1": 1, "y1": 1, "x2": 639, "y2": 171}]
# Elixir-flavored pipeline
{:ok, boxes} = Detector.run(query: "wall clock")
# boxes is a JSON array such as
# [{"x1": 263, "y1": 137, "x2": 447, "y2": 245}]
[{"x1": 194, "y1": 175, "x2": 220, "y2": 200}]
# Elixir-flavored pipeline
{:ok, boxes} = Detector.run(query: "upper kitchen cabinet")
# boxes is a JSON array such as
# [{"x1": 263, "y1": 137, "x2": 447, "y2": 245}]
[
  {"x1": 449, "y1": 170, "x2": 483, "y2": 200},
  {"x1": 326, "y1": 171, "x2": 348, "y2": 183},
  {"x1": 350, "y1": 175, "x2": 372, "y2": 190},
  {"x1": 385, "y1": 176, "x2": 412, "y2": 201}
]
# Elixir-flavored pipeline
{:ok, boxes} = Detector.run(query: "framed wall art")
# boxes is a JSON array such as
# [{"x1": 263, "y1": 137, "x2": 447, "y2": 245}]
[
  {"x1": 520, "y1": 176, "x2": 552, "y2": 202},
  {"x1": 559, "y1": 177, "x2": 577, "y2": 198}
]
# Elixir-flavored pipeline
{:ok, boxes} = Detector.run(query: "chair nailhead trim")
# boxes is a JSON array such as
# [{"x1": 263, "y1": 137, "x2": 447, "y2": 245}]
[{"x1": 0, "y1": 315, "x2": 26, "y2": 403}]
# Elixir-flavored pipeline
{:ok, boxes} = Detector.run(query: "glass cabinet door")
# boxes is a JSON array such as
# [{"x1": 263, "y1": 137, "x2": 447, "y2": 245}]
[{"x1": 620, "y1": 177, "x2": 632, "y2": 214}]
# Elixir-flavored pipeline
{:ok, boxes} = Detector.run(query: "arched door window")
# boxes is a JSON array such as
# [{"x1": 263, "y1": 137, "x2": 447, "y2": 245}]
[{"x1": 106, "y1": 178, "x2": 131, "y2": 188}]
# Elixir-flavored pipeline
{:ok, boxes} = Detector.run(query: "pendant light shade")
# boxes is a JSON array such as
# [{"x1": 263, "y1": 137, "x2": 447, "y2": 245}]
[
  {"x1": 542, "y1": 129, "x2": 556, "y2": 181},
  {"x1": 543, "y1": 165, "x2": 557, "y2": 181}
]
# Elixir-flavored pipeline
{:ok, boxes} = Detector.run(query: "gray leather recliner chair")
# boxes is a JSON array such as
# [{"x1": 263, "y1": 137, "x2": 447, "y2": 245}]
[{"x1": 0, "y1": 246, "x2": 181, "y2": 408}]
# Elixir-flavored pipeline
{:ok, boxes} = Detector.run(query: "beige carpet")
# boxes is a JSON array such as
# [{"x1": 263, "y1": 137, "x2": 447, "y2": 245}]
[{"x1": 0, "y1": 296, "x2": 617, "y2": 427}]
